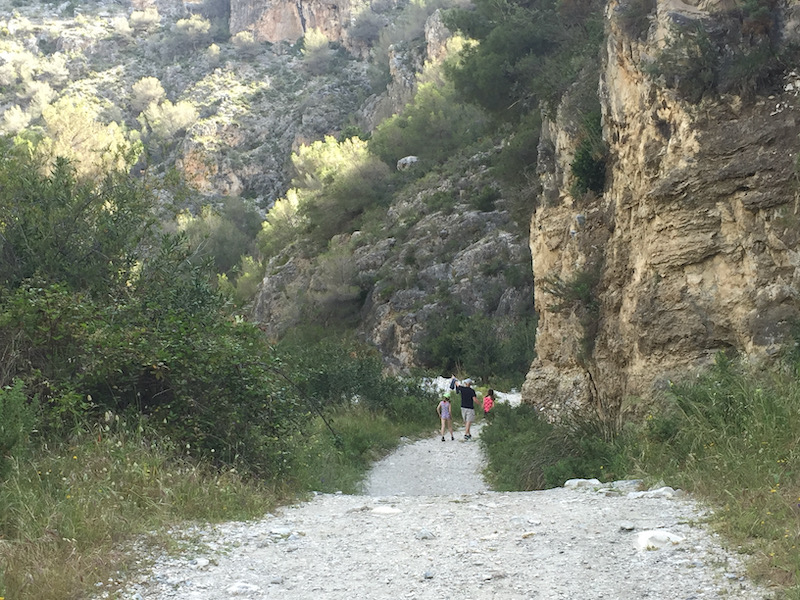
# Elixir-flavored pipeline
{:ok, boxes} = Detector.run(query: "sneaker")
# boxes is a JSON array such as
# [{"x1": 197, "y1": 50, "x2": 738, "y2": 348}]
[
  {"x1": 451, "y1": 436, "x2": 455, "y2": 440},
  {"x1": 441, "y1": 436, "x2": 445, "y2": 442}
]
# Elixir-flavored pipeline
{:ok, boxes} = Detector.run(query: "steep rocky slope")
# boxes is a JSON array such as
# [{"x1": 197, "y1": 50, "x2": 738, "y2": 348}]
[
  {"x1": 524, "y1": 0, "x2": 800, "y2": 415},
  {"x1": 0, "y1": 0, "x2": 412, "y2": 204}
]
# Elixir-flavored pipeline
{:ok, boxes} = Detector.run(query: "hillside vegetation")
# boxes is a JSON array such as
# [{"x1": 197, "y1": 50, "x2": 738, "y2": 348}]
[{"x1": 2, "y1": 0, "x2": 800, "y2": 597}]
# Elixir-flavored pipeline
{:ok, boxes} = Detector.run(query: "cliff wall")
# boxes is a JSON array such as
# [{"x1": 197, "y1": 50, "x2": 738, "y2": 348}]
[
  {"x1": 523, "y1": 0, "x2": 800, "y2": 416},
  {"x1": 229, "y1": 0, "x2": 402, "y2": 50}
]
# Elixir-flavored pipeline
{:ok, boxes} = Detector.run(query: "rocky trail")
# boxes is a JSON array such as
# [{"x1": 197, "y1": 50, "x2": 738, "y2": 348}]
[{"x1": 104, "y1": 415, "x2": 769, "y2": 600}]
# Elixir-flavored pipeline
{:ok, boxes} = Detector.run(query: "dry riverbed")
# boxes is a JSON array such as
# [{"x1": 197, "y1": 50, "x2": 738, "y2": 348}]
[{"x1": 99, "y1": 420, "x2": 769, "y2": 600}]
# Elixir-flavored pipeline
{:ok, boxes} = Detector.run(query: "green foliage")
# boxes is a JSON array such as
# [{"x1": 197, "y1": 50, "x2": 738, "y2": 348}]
[
  {"x1": 0, "y1": 423, "x2": 279, "y2": 600},
  {"x1": 231, "y1": 31, "x2": 259, "y2": 56},
  {"x1": 418, "y1": 309, "x2": 537, "y2": 388},
  {"x1": 36, "y1": 95, "x2": 142, "y2": 180},
  {"x1": 0, "y1": 146, "x2": 154, "y2": 294},
  {"x1": 289, "y1": 136, "x2": 392, "y2": 248},
  {"x1": 139, "y1": 99, "x2": 198, "y2": 140},
  {"x1": 174, "y1": 15, "x2": 213, "y2": 49},
  {"x1": 370, "y1": 81, "x2": 488, "y2": 167},
  {"x1": 301, "y1": 28, "x2": 336, "y2": 76},
  {"x1": 0, "y1": 379, "x2": 35, "y2": 479},
  {"x1": 647, "y1": 2, "x2": 797, "y2": 103},
  {"x1": 491, "y1": 113, "x2": 542, "y2": 184},
  {"x1": 645, "y1": 23, "x2": 718, "y2": 103},
  {"x1": 131, "y1": 76, "x2": 166, "y2": 113},
  {"x1": 348, "y1": 12, "x2": 387, "y2": 45},
  {"x1": 480, "y1": 402, "x2": 560, "y2": 490},
  {"x1": 637, "y1": 353, "x2": 800, "y2": 591},
  {"x1": 257, "y1": 189, "x2": 302, "y2": 260},
  {"x1": 481, "y1": 402, "x2": 631, "y2": 489},
  {"x1": 129, "y1": 7, "x2": 161, "y2": 32},
  {"x1": 178, "y1": 198, "x2": 261, "y2": 277},
  {"x1": 567, "y1": 87, "x2": 606, "y2": 197},
  {"x1": 571, "y1": 143, "x2": 606, "y2": 196},
  {"x1": 616, "y1": 0, "x2": 656, "y2": 40},
  {"x1": 541, "y1": 267, "x2": 601, "y2": 362},
  {"x1": 470, "y1": 185, "x2": 501, "y2": 212},
  {"x1": 444, "y1": 0, "x2": 605, "y2": 118}
]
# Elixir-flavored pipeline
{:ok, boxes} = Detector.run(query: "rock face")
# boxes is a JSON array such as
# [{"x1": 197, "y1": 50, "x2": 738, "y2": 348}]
[
  {"x1": 229, "y1": 0, "x2": 401, "y2": 50},
  {"x1": 523, "y1": 0, "x2": 800, "y2": 416},
  {"x1": 252, "y1": 164, "x2": 534, "y2": 373}
]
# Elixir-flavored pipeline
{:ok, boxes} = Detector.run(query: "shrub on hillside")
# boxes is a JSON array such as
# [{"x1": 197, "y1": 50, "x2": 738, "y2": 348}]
[
  {"x1": 301, "y1": 28, "x2": 336, "y2": 76},
  {"x1": 131, "y1": 76, "x2": 166, "y2": 113},
  {"x1": 288, "y1": 136, "x2": 393, "y2": 248},
  {"x1": 130, "y1": 7, "x2": 160, "y2": 32},
  {"x1": 1, "y1": 105, "x2": 30, "y2": 134},
  {"x1": 647, "y1": 4, "x2": 796, "y2": 103},
  {"x1": 36, "y1": 95, "x2": 142, "y2": 180},
  {"x1": 616, "y1": 0, "x2": 656, "y2": 40},
  {"x1": 418, "y1": 310, "x2": 537, "y2": 388},
  {"x1": 232, "y1": 31, "x2": 260, "y2": 56},
  {"x1": 0, "y1": 379, "x2": 35, "y2": 479},
  {"x1": 140, "y1": 99, "x2": 198, "y2": 139},
  {"x1": 370, "y1": 81, "x2": 488, "y2": 167},
  {"x1": 178, "y1": 198, "x2": 261, "y2": 277},
  {"x1": 174, "y1": 15, "x2": 213, "y2": 49},
  {"x1": 0, "y1": 146, "x2": 154, "y2": 293},
  {"x1": 444, "y1": 0, "x2": 605, "y2": 118}
]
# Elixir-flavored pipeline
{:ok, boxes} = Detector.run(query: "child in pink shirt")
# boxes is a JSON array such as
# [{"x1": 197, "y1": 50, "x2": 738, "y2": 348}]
[{"x1": 483, "y1": 389, "x2": 495, "y2": 417}]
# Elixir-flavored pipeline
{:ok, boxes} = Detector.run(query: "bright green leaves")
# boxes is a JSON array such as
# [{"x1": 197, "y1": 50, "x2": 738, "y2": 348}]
[
  {"x1": 443, "y1": 0, "x2": 605, "y2": 118},
  {"x1": 0, "y1": 146, "x2": 154, "y2": 295}
]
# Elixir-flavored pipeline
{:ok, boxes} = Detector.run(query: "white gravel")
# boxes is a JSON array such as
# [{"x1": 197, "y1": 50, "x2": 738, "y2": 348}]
[{"x1": 100, "y1": 416, "x2": 771, "y2": 600}]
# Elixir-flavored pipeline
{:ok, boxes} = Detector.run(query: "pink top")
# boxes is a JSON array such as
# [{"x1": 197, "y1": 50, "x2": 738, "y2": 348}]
[
  {"x1": 438, "y1": 400, "x2": 451, "y2": 420},
  {"x1": 483, "y1": 395, "x2": 494, "y2": 413}
]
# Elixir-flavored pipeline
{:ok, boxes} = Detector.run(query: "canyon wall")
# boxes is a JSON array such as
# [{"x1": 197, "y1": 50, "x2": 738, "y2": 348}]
[{"x1": 523, "y1": 0, "x2": 800, "y2": 416}]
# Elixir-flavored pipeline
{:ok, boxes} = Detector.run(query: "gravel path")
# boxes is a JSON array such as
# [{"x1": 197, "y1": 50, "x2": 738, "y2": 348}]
[{"x1": 102, "y1": 422, "x2": 769, "y2": 600}]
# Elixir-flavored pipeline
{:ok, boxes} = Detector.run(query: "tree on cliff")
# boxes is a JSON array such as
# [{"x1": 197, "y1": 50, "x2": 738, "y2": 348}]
[{"x1": 443, "y1": 0, "x2": 605, "y2": 120}]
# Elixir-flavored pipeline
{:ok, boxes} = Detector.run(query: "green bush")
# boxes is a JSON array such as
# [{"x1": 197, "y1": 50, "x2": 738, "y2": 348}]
[
  {"x1": 638, "y1": 353, "x2": 800, "y2": 591},
  {"x1": 570, "y1": 108, "x2": 606, "y2": 197},
  {"x1": 616, "y1": 0, "x2": 656, "y2": 40},
  {"x1": 541, "y1": 267, "x2": 601, "y2": 363},
  {"x1": 0, "y1": 379, "x2": 35, "y2": 479},
  {"x1": 370, "y1": 81, "x2": 488, "y2": 167},
  {"x1": 470, "y1": 185, "x2": 501, "y2": 212},
  {"x1": 481, "y1": 402, "x2": 633, "y2": 490},
  {"x1": 647, "y1": 6, "x2": 795, "y2": 103},
  {"x1": 444, "y1": 0, "x2": 605, "y2": 118},
  {"x1": 480, "y1": 403, "x2": 562, "y2": 490},
  {"x1": 418, "y1": 309, "x2": 537, "y2": 388},
  {"x1": 0, "y1": 146, "x2": 153, "y2": 294},
  {"x1": 288, "y1": 136, "x2": 393, "y2": 248}
]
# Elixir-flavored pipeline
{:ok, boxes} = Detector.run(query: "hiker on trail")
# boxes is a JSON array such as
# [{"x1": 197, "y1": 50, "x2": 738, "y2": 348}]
[
  {"x1": 483, "y1": 388, "x2": 495, "y2": 417},
  {"x1": 451, "y1": 376, "x2": 477, "y2": 440},
  {"x1": 437, "y1": 394, "x2": 454, "y2": 441}
]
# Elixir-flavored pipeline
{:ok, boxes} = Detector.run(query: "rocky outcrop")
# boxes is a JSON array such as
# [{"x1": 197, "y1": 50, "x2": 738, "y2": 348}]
[
  {"x1": 523, "y1": 0, "x2": 800, "y2": 417},
  {"x1": 229, "y1": 0, "x2": 401, "y2": 50},
  {"x1": 252, "y1": 159, "x2": 534, "y2": 372}
]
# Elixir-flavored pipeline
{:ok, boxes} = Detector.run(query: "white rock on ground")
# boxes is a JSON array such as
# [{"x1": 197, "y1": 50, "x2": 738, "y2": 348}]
[{"x1": 99, "y1": 421, "x2": 767, "y2": 600}]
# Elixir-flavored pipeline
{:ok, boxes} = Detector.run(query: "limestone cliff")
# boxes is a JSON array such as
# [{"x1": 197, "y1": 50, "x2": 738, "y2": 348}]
[
  {"x1": 523, "y1": 0, "x2": 800, "y2": 417},
  {"x1": 229, "y1": 0, "x2": 401, "y2": 53}
]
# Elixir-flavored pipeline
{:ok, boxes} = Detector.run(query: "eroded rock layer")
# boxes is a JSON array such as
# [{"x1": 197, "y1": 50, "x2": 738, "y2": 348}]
[{"x1": 523, "y1": 0, "x2": 800, "y2": 415}]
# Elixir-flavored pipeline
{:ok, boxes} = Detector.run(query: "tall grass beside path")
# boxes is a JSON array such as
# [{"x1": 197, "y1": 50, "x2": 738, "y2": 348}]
[
  {"x1": 0, "y1": 421, "x2": 281, "y2": 600},
  {"x1": 0, "y1": 376, "x2": 437, "y2": 600},
  {"x1": 479, "y1": 353, "x2": 800, "y2": 596},
  {"x1": 639, "y1": 355, "x2": 800, "y2": 594}
]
